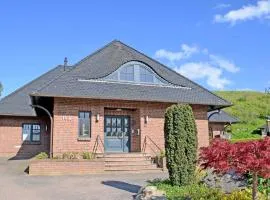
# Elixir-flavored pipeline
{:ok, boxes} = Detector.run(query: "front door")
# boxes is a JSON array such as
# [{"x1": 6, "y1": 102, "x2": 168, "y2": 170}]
[{"x1": 104, "y1": 116, "x2": 130, "y2": 152}]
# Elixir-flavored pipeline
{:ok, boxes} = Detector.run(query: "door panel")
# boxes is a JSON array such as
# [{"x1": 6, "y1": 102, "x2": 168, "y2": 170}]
[{"x1": 104, "y1": 116, "x2": 130, "y2": 152}]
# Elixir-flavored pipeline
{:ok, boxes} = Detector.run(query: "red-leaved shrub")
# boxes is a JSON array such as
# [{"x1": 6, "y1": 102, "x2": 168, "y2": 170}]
[{"x1": 200, "y1": 137, "x2": 270, "y2": 200}]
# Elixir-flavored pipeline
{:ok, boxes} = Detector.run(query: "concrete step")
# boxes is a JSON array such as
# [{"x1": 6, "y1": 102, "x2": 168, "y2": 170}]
[
  {"x1": 105, "y1": 161, "x2": 153, "y2": 166},
  {"x1": 104, "y1": 157, "x2": 152, "y2": 162},
  {"x1": 104, "y1": 169, "x2": 164, "y2": 174},
  {"x1": 103, "y1": 153, "x2": 151, "y2": 158},
  {"x1": 105, "y1": 164, "x2": 158, "y2": 171}
]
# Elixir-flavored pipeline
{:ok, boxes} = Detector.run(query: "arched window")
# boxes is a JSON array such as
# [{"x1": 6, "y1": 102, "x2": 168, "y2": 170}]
[{"x1": 104, "y1": 61, "x2": 168, "y2": 85}]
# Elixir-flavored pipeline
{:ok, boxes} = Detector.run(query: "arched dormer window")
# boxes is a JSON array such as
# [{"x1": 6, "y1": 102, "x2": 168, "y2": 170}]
[{"x1": 104, "y1": 61, "x2": 168, "y2": 85}]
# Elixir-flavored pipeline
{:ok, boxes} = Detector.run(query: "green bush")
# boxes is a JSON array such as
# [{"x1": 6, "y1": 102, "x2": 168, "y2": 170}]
[
  {"x1": 35, "y1": 152, "x2": 49, "y2": 159},
  {"x1": 164, "y1": 104, "x2": 198, "y2": 186},
  {"x1": 149, "y1": 179, "x2": 223, "y2": 200},
  {"x1": 222, "y1": 189, "x2": 268, "y2": 200},
  {"x1": 54, "y1": 152, "x2": 94, "y2": 160},
  {"x1": 62, "y1": 152, "x2": 78, "y2": 159},
  {"x1": 149, "y1": 179, "x2": 269, "y2": 200},
  {"x1": 81, "y1": 152, "x2": 93, "y2": 159},
  {"x1": 247, "y1": 173, "x2": 270, "y2": 197}
]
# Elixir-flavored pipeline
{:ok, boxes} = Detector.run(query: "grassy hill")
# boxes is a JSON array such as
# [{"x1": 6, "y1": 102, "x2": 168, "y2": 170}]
[{"x1": 215, "y1": 91, "x2": 270, "y2": 140}]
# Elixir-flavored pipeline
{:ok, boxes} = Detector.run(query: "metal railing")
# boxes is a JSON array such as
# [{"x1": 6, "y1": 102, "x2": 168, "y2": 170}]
[
  {"x1": 92, "y1": 135, "x2": 105, "y2": 158},
  {"x1": 142, "y1": 135, "x2": 162, "y2": 157}
]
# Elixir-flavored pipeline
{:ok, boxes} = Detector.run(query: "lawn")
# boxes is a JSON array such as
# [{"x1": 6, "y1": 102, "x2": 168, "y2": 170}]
[{"x1": 215, "y1": 91, "x2": 270, "y2": 140}]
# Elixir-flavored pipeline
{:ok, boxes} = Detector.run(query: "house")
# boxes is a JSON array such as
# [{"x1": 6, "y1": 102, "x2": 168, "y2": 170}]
[
  {"x1": 208, "y1": 110, "x2": 239, "y2": 139},
  {"x1": 0, "y1": 40, "x2": 232, "y2": 160},
  {"x1": 259, "y1": 117, "x2": 270, "y2": 137}
]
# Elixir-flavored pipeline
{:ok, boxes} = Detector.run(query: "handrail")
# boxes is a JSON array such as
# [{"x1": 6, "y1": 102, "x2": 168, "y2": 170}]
[
  {"x1": 142, "y1": 135, "x2": 162, "y2": 156},
  {"x1": 92, "y1": 135, "x2": 105, "y2": 158}
]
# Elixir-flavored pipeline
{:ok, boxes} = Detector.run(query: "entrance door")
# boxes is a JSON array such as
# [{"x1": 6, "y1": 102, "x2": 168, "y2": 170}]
[{"x1": 104, "y1": 116, "x2": 130, "y2": 152}]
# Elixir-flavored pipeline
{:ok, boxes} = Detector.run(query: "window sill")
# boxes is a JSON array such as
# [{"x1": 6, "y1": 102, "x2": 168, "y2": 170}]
[
  {"x1": 77, "y1": 137, "x2": 91, "y2": 141},
  {"x1": 22, "y1": 141, "x2": 41, "y2": 145}
]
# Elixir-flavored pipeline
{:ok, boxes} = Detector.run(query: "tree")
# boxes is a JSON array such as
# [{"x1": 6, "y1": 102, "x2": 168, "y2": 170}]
[
  {"x1": 0, "y1": 82, "x2": 2, "y2": 96},
  {"x1": 200, "y1": 138, "x2": 270, "y2": 200},
  {"x1": 164, "y1": 104, "x2": 198, "y2": 186}
]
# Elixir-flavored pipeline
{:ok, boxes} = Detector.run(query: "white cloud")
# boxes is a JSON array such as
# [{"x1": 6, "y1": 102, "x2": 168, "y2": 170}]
[
  {"x1": 154, "y1": 44, "x2": 241, "y2": 89},
  {"x1": 175, "y1": 62, "x2": 231, "y2": 89},
  {"x1": 214, "y1": 0, "x2": 270, "y2": 24},
  {"x1": 154, "y1": 44, "x2": 199, "y2": 62},
  {"x1": 214, "y1": 3, "x2": 231, "y2": 9},
  {"x1": 209, "y1": 55, "x2": 240, "y2": 73}
]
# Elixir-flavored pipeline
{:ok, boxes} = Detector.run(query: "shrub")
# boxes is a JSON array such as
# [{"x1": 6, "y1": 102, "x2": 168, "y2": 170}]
[
  {"x1": 82, "y1": 152, "x2": 93, "y2": 160},
  {"x1": 54, "y1": 152, "x2": 94, "y2": 160},
  {"x1": 35, "y1": 152, "x2": 49, "y2": 159},
  {"x1": 222, "y1": 189, "x2": 268, "y2": 200},
  {"x1": 200, "y1": 138, "x2": 270, "y2": 200},
  {"x1": 164, "y1": 104, "x2": 198, "y2": 186},
  {"x1": 149, "y1": 179, "x2": 223, "y2": 200}
]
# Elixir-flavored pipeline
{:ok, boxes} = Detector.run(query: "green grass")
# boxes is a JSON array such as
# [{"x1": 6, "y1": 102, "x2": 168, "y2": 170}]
[{"x1": 215, "y1": 91, "x2": 270, "y2": 140}]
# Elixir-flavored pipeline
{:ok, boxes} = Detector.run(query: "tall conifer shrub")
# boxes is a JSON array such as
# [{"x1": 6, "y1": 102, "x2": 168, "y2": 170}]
[{"x1": 164, "y1": 104, "x2": 198, "y2": 186}]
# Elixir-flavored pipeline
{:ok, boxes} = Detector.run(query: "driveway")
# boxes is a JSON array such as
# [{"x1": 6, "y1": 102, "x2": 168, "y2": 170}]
[{"x1": 0, "y1": 158, "x2": 168, "y2": 200}]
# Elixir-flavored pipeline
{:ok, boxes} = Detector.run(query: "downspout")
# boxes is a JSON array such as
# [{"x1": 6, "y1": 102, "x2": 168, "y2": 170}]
[
  {"x1": 30, "y1": 104, "x2": 53, "y2": 159},
  {"x1": 208, "y1": 109, "x2": 221, "y2": 120},
  {"x1": 208, "y1": 110, "x2": 221, "y2": 140}
]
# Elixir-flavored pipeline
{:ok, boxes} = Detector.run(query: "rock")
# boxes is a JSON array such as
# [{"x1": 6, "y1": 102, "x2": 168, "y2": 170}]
[
  {"x1": 135, "y1": 186, "x2": 167, "y2": 200},
  {"x1": 203, "y1": 169, "x2": 247, "y2": 193}
]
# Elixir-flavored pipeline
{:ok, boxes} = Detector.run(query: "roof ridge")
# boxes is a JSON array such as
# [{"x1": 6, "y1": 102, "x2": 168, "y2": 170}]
[
  {"x1": 116, "y1": 40, "x2": 232, "y2": 106},
  {"x1": 0, "y1": 65, "x2": 63, "y2": 103},
  {"x1": 72, "y1": 40, "x2": 119, "y2": 67}
]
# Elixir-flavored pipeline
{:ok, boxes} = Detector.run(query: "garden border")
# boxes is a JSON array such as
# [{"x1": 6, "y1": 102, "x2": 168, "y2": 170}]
[{"x1": 29, "y1": 158, "x2": 105, "y2": 175}]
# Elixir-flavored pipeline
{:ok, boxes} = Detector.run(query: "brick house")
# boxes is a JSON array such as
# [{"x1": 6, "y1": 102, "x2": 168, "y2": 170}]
[
  {"x1": 0, "y1": 40, "x2": 232, "y2": 159},
  {"x1": 208, "y1": 110, "x2": 239, "y2": 139}
]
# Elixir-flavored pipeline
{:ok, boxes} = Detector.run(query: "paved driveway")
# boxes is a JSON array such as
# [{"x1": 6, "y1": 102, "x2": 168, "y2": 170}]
[{"x1": 0, "y1": 158, "x2": 167, "y2": 200}]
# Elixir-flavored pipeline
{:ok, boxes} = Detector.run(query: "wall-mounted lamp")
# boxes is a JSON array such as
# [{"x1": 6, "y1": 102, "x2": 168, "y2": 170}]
[
  {"x1": 96, "y1": 113, "x2": 100, "y2": 122},
  {"x1": 144, "y1": 115, "x2": 149, "y2": 124}
]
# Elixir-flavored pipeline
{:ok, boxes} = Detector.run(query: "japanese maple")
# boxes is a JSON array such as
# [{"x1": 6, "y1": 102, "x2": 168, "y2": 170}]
[{"x1": 199, "y1": 137, "x2": 270, "y2": 200}]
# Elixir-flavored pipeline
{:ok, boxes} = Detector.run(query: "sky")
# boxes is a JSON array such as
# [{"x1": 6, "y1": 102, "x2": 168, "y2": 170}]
[{"x1": 0, "y1": 0, "x2": 270, "y2": 97}]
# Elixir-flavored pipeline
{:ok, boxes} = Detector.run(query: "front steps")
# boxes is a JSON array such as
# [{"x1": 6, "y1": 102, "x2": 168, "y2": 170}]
[{"x1": 101, "y1": 153, "x2": 162, "y2": 173}]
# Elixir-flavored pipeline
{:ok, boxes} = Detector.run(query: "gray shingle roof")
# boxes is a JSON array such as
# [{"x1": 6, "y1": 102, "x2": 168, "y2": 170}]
[
  {"x1": 208, "y1": 110, "x2": 239, "y2": 123},
  {"x1": 32, "y1": 40, "x2": 231, "y2": 108},
  {"x1": 0, "y1": 65, "x2": 70, "y2": 116}
]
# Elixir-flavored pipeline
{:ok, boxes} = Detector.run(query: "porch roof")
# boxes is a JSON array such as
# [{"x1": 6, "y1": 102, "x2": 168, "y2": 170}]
[{"x1": 208, "y1": 110, "x2": 239, "y2": 124}]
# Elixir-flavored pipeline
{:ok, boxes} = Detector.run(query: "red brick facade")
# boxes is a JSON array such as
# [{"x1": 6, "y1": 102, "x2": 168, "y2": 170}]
[
  {"x1": 29, "y1": 159, "x2": 105, "y2": 175},
  {"x1": 52, "y1": 97, "x2": 209, "y2": 156},
  {"x1": 0, "y1": 116, "x2": 49, "y2": 158},
  {"x1": 0, "y1": 97, "x2": 210, "y2": 157}
]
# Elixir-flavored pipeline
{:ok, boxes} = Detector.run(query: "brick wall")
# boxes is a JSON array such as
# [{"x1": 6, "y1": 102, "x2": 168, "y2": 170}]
[
  {"x1": 53, "y1": 98, "x2": 210, "y2": 155},
  {"x1": 29, "y1": 159, "x2": 105, "y2": 175},
  {"x1": 0, "y1": 116, "x2": 49, "y2": 158}
]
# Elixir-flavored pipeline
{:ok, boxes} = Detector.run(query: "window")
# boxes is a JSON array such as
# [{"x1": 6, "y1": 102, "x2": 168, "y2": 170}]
[
  {"x1": 119, "y1": 65, "x2": 134, "y2": 81},
  {"x1": 103, "y1": 61, "x2": 168, "y2": 85},
  {"x1": 22, "y1": 124, "x2": 41, "y2": 142},
  {"x1": 79, "y1": 111, "x2": 91, "y2": 137},
  {"x1": 139, "y1": 66, "x2": 154, "y2": 83}
]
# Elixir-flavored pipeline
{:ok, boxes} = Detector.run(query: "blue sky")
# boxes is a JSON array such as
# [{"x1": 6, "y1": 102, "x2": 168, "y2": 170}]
[{"x1": 0, "y1": 0, "x2": 270, "y2": 97}]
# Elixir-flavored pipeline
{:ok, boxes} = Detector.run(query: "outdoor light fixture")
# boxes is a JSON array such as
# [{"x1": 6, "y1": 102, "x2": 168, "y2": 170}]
[
  {"x1": 96, "y1": 113, "x2": 100, "y2": 122},
  {"x1": 144, "y1": 115, "x2": 149, "y2": 124}
]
